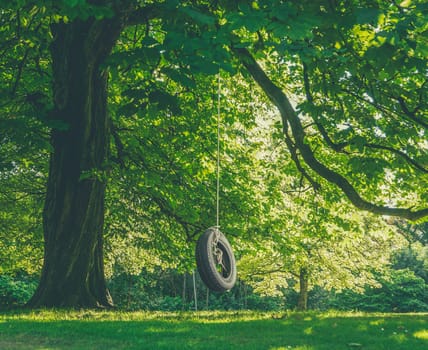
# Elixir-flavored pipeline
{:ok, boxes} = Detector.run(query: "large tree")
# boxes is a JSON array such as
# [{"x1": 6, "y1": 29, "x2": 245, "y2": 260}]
[{"x1": 0, "y1": 0, "x2": 426, "y2": 307}]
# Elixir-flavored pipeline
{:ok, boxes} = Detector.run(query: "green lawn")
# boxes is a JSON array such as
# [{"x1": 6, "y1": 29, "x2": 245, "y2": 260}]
[{"x1": 0, "y1": 310, "x2": 426, "y2": 349}]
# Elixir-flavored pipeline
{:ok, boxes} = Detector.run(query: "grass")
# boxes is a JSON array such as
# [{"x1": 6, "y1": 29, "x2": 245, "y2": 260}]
[{"x1": 0, "y1": 310, "x2": 427, "y2": 349}]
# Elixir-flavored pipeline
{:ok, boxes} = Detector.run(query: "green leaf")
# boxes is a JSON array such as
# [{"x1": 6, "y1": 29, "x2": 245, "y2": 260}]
[
  {"x1": 162, "y1": 68, "x2": 196, "y2": 89},
  {"x1": 141, "y1": 37, "x2": 161, "y2": 47},
  {"x1": 63, "y1": 0, "x2": 85, "y2": 7},
  {"x1": 190, "y1": 59, "x2": 219, "y2": 75},
  {"x1": 148, "y1": 90, "x2": 181, "y2": 114},
  {"x1": 415, "y1": 40, "x2": 428, "y2": 58},
  {"x1": 350, "y1": 135, "x2": 367, "y2": 153},
  {"x1": 180, "y1": 7, "x2": 215, "y2": 26},
  {"x1": 355, "y1": 8, "x2": 382, "y2": 24},
  {"x1": 399, "y1": 0, "x2": 412, "y2": 8}
]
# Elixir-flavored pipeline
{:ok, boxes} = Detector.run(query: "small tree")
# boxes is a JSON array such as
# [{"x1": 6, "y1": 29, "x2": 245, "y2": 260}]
[{"x1": 238, "y1": 195, "x2": 404, "y2": 310}]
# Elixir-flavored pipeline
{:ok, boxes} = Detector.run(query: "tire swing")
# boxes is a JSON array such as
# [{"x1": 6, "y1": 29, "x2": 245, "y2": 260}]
[
  {"x1": 195, "y1": 75, "x2": 237, "y2": 293},
  {"x1": 196, "y1": 226, "x2": 236, "y2": 292}
]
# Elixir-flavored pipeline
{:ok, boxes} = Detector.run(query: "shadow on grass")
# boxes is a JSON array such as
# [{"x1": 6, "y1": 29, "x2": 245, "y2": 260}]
[{"x1": 0, "y1": 312, "x2": 427, "y2": 350}]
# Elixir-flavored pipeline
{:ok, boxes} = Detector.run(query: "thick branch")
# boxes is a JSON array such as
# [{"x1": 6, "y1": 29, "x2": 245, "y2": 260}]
[
  {"x1": 234, "y1": 47, "x2": 428, "y2": 221},
  {"x1": 283, "y1": 134, "x2": 321, "y2": 191}
]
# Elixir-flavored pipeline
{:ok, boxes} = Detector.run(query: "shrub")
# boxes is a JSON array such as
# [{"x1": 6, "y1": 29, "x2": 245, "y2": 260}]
[
  {"x1": 0, "y1": 274, "x2": 38, "y2": 309},
  {"x1": 329, "y1": 269, "x2": 428, "y2": 312}
]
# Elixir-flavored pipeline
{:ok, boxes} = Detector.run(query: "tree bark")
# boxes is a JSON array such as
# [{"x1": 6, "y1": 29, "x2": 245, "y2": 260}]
[
  {"x1": 28, "y1": 17, "x2": 123, "y2": 308},
  {"x1": 297, "y1": 267, "x2": 309, "y2": 311}
]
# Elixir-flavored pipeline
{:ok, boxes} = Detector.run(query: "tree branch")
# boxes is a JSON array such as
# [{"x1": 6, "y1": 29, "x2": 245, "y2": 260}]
[
  {"x1": 365, "y1": 143, "x2": 428, "y2": 174},
  {"x1": 10, "y1": 47, "x2": 30, "y2": 96},
  {"x1": 303, "y1": 64, "x2": 427, "y2": 173},
  {"x1": 283, "y1": 133, "x2": 321, "y2": 191},
  {"x1": 342, "y1": 87, "x2": 428, "y2": 129},
  {"x1": 233, "y1": 47, "x2": 428, "y2": 221},
  {"x1": 396, "y1": 95, "x2": 428, "y2": 129},
  {"x1": 302, "y1": 63, "x2": 349, "y2": 153}
]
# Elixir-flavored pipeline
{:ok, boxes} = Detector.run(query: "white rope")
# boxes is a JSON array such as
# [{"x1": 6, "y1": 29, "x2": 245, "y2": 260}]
[
  {"x1": 216, "y1": 73, "x2": 221, "y2": 228},
  {"x1": 192, "y1": 269, "x2": 198, "y2": 311}
]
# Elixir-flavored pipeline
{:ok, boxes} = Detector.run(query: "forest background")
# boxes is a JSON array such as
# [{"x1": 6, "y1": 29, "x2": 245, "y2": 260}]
[{"x1": 0, "y1": 0, "x2": 427, "y2": 312}]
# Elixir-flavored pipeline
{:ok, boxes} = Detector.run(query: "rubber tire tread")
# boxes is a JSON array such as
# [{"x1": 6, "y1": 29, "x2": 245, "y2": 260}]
[{"x1": 195, "y1": 228, "x2": 237, "y2": 292}]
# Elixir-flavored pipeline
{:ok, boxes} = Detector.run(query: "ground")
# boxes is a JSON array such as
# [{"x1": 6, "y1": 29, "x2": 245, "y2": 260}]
[{"x1": 0, "y1": 310, "x2": 427, "y2": 349}]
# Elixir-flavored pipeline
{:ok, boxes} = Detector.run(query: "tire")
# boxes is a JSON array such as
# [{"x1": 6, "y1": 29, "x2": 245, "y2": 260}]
[{"x1": 195, "y1": 227, "x2": 237, "y2": 292}]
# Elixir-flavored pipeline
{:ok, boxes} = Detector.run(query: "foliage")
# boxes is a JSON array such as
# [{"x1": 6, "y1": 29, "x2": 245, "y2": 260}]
[
  {"x1": 392, "y1": 245, "x2": 428, "y2": 282},
  {"x1": 0, "y1": 310, "x2": 427, "y2": 350},
  {"x1": 229, "y1": 0, "x2": 428, "y2": 220},
  {"x1": 0, "y1": 0, "x2": 427, "y2": 308},
  {"x1": 107, "y1": 269, "x2": 284, "y2": 311},
  {"x1": 0, "y1": 167, "x2": 45, "y2": 275},
  {"x1": 1, "y1": 262, "x2": 426, "y2": 313},
  {"x1": 395, "y1": 221, "x2": 428, "y2": 246},
  {"x1": 103, "y1": 63, "x2": 269, "y2": 278},
  {"x1": 0, "y1": 0, "x2": 50, "y2": 276},
  {"x1": 236, "y1": 115, "x2": 406, "y2": 303},
  {"x1": 0, "y1": 274, "x2": 38, "y2": 309},
  {"x1": 330, "y1": 269, "x2": 428, "y2": 312}
]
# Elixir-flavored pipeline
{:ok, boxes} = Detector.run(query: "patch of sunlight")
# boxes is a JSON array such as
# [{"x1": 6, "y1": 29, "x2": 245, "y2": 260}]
[
  {"x1": 390, "y1": 333, "x2": 408, "y2": 343},
  {"x1": 303, "y1": 316, "x2": 312, "y2": 321},
  {"x1": 413, "y1": 330, "x2": 428, "y2": 340},
  {"x1": 303, "y1": 327, "x2": 313, "y2": 335},
  {"x1": 317, "y1": 310, "x2": 367, "y2": 318},
  {"x1": 369, "y1": 319, "x2": 385, "y2": 326},
  {"x1": 144, "y1": 326, "x2": 190, "y2": 334},
  {"x1": 144, "y1": 326, "x2": 167, "y2": 333},
  {"x1": 193, "y1": 311, "x2": 276, "y2": 324},
  {"x1": 270, "y1": 346, "x2": 314, "y2": 350},
  {"x1": 357, "y1": 324, "x2": 368, "y2": 331}
]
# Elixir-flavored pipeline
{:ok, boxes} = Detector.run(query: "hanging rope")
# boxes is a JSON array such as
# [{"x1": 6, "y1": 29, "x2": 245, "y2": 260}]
[
  {"x1": 194, "y1": 72, "x2": 237, "y2": 293},
  {"x1": 192, "y1": 269, "x2": 198, "y2": 311},
  {"x1": 216, "y1": 73, "x2": 221, "y2": 228}
]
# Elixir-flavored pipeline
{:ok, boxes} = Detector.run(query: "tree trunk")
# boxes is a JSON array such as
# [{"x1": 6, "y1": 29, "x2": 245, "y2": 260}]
[
  {"x1": 28, "y1": 18, "x2": 123, "y2": 308},
  {"x1": 297, "y1": 267, "x2": 309, "y2": 311}
]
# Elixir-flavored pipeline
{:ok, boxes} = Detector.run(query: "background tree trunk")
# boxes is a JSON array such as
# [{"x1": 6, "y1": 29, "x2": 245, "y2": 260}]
[
  {"x1": 297, "y1": 267, "x2": 309, "y2": 311},
  {"x1": 28, "y1": 18, "x2": 123, "y2": 308}
]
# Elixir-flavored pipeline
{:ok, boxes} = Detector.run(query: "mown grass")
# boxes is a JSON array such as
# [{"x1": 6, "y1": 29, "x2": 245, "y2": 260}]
[{"x1": 0, "y1": 310, "x2": 426, "y2": 349}]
